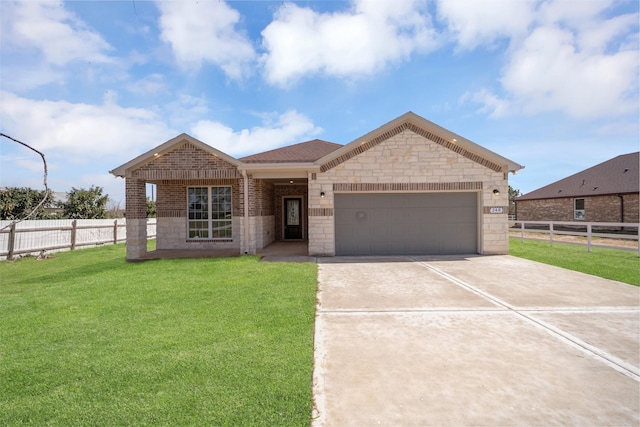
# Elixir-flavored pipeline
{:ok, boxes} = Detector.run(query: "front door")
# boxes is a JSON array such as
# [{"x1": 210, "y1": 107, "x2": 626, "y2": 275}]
[{"x1": 284, "y1": 197, "x2": 303, "y2": 240}]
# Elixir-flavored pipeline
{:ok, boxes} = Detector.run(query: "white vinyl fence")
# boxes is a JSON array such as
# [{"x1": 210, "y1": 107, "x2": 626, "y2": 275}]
[
  {"x1": 511, "y1": 220, "x2": 639, "y2": 256},
  {"x1": 0, "y1": 219, "x2": 156, "y2": 260}
]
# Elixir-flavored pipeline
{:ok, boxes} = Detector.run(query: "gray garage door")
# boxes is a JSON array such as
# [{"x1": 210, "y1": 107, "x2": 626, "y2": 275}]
[{"x1": 335, "y1": 193, "x2": 478, "y2": 255}]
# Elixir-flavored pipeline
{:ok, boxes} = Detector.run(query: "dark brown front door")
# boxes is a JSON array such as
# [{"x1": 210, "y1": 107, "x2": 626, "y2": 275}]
[{"x1": 284, "y1": 197, "x2": 303, "y2": 240}]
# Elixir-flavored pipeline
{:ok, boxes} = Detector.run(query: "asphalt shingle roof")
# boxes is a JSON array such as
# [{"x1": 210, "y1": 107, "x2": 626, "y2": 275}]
[
  {"x1": 517, "y1": 152, "x2": 639, "y2": 201},
  {"x1": 239, "y1": 139, "x2": 342, "y2": 163}
]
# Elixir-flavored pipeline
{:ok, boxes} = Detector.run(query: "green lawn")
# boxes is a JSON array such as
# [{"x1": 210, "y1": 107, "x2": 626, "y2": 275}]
[
  {"x1": 509, "y1": 238, "x2": 639, "y2": 286},
  {"x1": 0, "y1": 244, "x2": 318, "y2": 426}
]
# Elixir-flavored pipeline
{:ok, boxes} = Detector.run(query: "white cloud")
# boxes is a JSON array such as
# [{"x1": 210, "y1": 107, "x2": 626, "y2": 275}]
[
  {"x1": 463, "y1": 0, "x2": 639, "y2": 119},
  {"x1": 500, "y1": 26, "x2": 638, "y2": 118},
  {"x1": 0, "y1": 63, "x2": 65, "y2": 92},
  {"x1": 462, "y1": 89, "x2": 510, "y2": 118},
  {"x1": 437, "y1": 0, "x2": 537, "y2": 50},
  {"x1": 164, "y1": 94, "x2": 210, "y2": 128},
  {"x1": 127, "y1": 73, "x2": 167, "y2": 95},
  {"x1": 190, "y1": 110, "x2": 323, "y2": 157},
  {"x1": 156, "y1": 0, "x2": 256, "y2": 79},
  {"x1": 1, "y1": 1, "x2": 112, "y2": 66},
  {"x1": 0, "y1": 91, "x2": 173, "y2": 161},
  {"x1": 261, "y1": 0, "x2": 438, "y2": 87}
]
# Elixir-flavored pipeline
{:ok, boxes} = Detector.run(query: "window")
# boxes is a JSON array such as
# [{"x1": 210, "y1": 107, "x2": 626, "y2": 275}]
[
  {"x1": 574, "y1": 198, "x2": 585, "y2": 220},
  {"x1": 188, "y1": 186, "x2": 232, "y2": 239}
]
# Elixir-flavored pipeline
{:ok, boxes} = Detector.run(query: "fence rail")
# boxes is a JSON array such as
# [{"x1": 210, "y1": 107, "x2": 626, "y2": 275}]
[
  {"x1": 511, "y1": 220, "x2": 639, "y2": 256},
  {"x1": 0, "y1": 219, "x2": 157, "y2": 260}
]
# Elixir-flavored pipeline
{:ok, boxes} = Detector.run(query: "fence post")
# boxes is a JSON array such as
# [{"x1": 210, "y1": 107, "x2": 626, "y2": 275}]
[
  {"x1": 520, "y1": 221, "x2": 525, "y2": 242},
  {"x1": 7, "y1": 223, "x2": 16, "y2": 261},
  {"x1": 549, "y1": 223, "x2": 554, "y2": 247},
  {"x1": 113, "y1": 219, "x2": 118, "y2": 244},
  {"x1": 71, "y1": 220, "x2": 77, "y2": 250},
  {"x1": 587, "y1": 223, "x2": 592, "y2": 252}
]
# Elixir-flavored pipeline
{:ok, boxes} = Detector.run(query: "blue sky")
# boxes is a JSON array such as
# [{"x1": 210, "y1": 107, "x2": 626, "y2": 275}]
[{"x1": 1, "y1": 0, "x2": 638, "y2": 206}]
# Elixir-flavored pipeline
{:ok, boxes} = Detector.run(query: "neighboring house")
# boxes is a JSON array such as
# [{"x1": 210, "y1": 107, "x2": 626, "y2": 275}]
[
  {"x1": 110, "y1": 112, "x2": 524, "y2": 260},
  {"x1": 515, "y1": 152, "x2": 639, "y2": 223},
  {"x1": 44, "y1": 192, "x2": 67, "y2": 216}
]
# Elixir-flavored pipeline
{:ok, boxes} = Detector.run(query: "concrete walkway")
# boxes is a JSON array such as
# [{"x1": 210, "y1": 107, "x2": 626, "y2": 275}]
[{"x1": 312, "y1": 255, "x2": 640, "y2": 426}]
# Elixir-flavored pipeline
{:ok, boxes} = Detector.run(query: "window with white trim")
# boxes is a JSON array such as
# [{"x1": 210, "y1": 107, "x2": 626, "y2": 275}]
[
  {"x1": 574, "y1": 198, "x2": 585, "y2": 220},
  {"x1": 187, "y1": 186, "x2": 232, "y2": 239}
]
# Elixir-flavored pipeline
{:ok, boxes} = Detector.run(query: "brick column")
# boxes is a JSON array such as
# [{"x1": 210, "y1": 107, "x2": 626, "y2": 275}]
[{"x1": 125, "y1": 178, "x2": 147, "y2": 260}]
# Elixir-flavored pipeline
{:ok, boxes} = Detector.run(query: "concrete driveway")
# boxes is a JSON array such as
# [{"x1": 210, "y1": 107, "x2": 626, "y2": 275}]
[{"x1": 312, "y1": 255, "x2": 640, "y2": 426}]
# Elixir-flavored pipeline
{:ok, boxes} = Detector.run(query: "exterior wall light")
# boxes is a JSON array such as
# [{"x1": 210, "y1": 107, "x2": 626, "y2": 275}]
[
  {"x1": 493, "y1": 189, "x2": 500, "y2": 195},
  {"x1": 320, "y1": 192, "x2": 325, "y2": 198}
]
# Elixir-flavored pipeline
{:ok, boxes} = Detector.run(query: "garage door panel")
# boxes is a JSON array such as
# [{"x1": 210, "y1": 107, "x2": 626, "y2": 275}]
[
  {"x1": 335, "y1": 193, "x2": 477, "y2": 256},
  {"x1": 371, "y1": 208, "x2": 392, "y2": 223}
]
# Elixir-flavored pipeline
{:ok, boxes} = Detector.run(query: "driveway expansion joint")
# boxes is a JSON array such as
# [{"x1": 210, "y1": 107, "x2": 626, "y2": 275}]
[{"x1": 410, "y1": 257, "x2": 640, "y2": 381}]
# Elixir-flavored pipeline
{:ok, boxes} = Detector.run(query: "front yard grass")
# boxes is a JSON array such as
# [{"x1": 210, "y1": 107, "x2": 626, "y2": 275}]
[
  {"x1": 509, "y1": 238, "x2": 639, "y2": 286},
  {"x1": 0, "y1": 244, "x2": 318, "y2": 425}
]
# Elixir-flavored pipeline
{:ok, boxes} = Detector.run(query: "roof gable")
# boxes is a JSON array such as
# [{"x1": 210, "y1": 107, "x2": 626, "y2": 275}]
[
  {"x1": 110, "y1": 133, "x2": 240, "y2": 177},
  {"x1": 316, "y1": 112, "x2": 524, "y2": 173},
  {"x1": 131, "y1": 140, "x2": 241, "y2": 180},
  {"x1": 517, "y1": 152, "x2": 639, "y2": 201},
  {"x1": 240, "y1": 139, "x2": 342, "y2": 163}
]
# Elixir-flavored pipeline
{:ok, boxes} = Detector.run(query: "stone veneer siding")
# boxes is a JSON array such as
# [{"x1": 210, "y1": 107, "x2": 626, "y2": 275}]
[
  {"x1": 308, "y1": 128, "x2": 509, "y2": 256},
  {"x1": 516, "y1": 193, "x2": 639, "y2": 223}
]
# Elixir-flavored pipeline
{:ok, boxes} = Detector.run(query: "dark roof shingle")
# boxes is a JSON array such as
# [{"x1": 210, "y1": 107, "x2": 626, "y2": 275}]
[
  {"x1": 240, "y1": 139, "x2": 342, "y2": 163},
  {"x1": 517, "y1": 152, "x2": 639, "y2": 201}
]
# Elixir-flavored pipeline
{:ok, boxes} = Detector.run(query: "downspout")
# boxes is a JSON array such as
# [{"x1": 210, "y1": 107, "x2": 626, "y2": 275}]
[{"x1": 241, "y1": 169, "x2": 249, "y2": 254}]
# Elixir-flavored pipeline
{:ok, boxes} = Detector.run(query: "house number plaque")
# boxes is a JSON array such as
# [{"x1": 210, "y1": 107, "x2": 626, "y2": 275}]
[{"x1": 489, "y1": 207, "x2": 504, "y2": 214}]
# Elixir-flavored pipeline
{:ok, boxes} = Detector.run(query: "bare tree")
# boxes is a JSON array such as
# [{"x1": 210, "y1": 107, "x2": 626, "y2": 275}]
[{"x1": 0, "y1": 133, "x2": 48, "y2": 230}]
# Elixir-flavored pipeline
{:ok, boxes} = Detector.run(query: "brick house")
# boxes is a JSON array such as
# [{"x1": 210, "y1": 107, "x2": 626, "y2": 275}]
[
  {"x1": 515, "y1": 152, "x2": 639, "y2": 223},
  {"x1": 110, "y1": 112, "x2": 524, "y2": 260}
]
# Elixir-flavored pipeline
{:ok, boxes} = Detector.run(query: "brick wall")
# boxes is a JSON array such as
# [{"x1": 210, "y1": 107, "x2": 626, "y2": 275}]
[
  {"x1": 155, "y1": 179, "x2": 240, "y2": 218},
  {"x1": 624, "y1": 193, "x2": 639, "y2": 223},
  {"x1": 274, "y1": 184, "x2": 308, "y2": 241},
  {"x1": 254, "y1": 179, "x2": 274, "y2": 217},
  {"x1": 516, "y1": 193, "x2": 639, "y2": 222},
  {"x1": 125, "y1": 179, "x2": 147, "y2": 219},
  {"x1": 131, "y1": 142, "x2": 241, "y2": 180}
]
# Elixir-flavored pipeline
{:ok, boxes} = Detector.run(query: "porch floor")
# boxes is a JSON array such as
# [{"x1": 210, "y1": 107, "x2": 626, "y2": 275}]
[{"x1": 257, "y1": 241, "x2": 316, "y2": 263}]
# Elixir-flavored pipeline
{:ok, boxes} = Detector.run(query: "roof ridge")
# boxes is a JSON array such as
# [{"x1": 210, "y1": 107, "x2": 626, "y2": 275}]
[{"x1": 239, "y1": 139, "x2": 342, "y2": 163}]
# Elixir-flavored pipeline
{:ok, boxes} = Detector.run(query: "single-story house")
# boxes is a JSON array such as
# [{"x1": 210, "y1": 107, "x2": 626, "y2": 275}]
[
  {"x1": 515, "y1": 152, "x2": 639, "y2": 223},
  {"x1": 110, "y1": 112, "x2": 524, "y2": 260}
]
